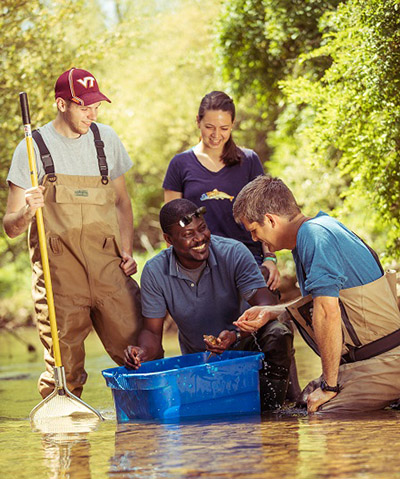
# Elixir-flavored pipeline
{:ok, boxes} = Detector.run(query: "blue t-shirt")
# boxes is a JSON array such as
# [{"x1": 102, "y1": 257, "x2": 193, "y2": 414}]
[
  {"x1": 292, "y1": 212, "x2": 382, "y2": 298},
  {"x1": 162, "y1": 148, "x2": 264, "y2": 261},
  {"x1": 141, "y1": 235, "x2": 267, "y2": 354}
]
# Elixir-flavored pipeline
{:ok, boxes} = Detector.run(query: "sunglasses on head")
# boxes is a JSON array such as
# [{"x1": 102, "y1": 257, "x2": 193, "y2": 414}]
[{"x1": 178, "y1": 206, "x2": 207, "y2": 227}]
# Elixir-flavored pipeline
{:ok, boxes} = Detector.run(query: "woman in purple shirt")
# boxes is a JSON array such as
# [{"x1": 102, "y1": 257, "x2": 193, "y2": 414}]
[{"x1": 163, "y1": 91, "x2": 280, "y2": 289}]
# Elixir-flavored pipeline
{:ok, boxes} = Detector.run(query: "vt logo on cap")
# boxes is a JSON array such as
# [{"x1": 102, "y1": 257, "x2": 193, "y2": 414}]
[
  {"x1": 55, "y1": 68, "x2": 111, "y2": 106},
  {"x1": 77, "y1": 77, "x2": 96, "y2": 89}
]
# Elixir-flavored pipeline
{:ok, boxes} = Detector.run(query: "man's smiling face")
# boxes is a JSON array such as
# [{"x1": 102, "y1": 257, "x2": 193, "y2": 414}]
[
  {"x1": 166, "y1": 216, "x2": 211, "y2": 269},
  {"x1": 242, "y1": 216, "x2": 282, "y2": 253}
]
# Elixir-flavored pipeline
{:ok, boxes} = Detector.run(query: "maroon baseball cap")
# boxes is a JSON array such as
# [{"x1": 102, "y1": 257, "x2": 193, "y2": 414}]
[{"x1": 54, "y1": 68, "x2": 111, "y2": 105}]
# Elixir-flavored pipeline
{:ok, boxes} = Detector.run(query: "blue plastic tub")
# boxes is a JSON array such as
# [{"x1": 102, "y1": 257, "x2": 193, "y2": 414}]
[{"x1": 102, "y1": 350, "x2": 264, "y2": 422}]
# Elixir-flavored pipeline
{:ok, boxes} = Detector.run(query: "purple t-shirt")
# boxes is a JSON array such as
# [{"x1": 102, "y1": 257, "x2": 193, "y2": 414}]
[{"x1": 163, "y1": 148, "x2": 264, "y2": 260}]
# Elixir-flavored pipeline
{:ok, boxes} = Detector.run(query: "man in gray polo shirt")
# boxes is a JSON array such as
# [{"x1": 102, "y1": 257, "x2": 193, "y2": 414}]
[{"x1": 125, "y1": 198, "x2": 295, "y2": 410}]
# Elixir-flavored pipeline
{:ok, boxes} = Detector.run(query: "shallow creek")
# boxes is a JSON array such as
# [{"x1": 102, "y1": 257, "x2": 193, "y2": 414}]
[{"x1": 1, "y1": 328, "x2": 400, "y2": 479}]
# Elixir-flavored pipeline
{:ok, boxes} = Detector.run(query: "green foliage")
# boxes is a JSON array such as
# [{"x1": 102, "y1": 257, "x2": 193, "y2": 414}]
[
  {"x1": 0, "y1": 235, "x2": 34, "y2": 325},
  {"x1": 215, "y1": 0, "x2": 343, "y2": 209},
  {"x1": 282, "y1": 0, "x2": 400, "y2": 257},
  {"x1": 216, "y1": 0, "x2": 339, "y2": 105},
  {"x1": 217, "y1": 0, "x2": 400, "y2": 260},
  {"x1": 0, "y1": 235, "x2": 31, "y2": 298},
  {"x1": 99, "y1": 0, "x2": 221, "y2": 248}
]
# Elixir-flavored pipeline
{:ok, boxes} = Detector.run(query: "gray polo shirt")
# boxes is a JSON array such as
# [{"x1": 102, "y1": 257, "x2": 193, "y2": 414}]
[{"x1": 140, "y1": 235, "x2": 266, "y2": 354}]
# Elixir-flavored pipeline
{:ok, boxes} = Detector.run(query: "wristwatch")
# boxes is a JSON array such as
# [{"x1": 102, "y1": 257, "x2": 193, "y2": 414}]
[
  {"x1": 320, "y1": 379, "x2": 340, "y2": 393},
  {"x1": 231, "y1": 330, "x2": 241, "y2": 348}
]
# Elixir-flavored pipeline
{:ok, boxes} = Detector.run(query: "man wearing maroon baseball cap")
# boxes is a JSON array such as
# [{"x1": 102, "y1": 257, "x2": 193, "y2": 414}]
[
  {"x1": 4, "y1": 68, "x2": 143, "y2": 400},
  {"x1": 55, "y1": 67, "x2": 111, "y2": 106}
]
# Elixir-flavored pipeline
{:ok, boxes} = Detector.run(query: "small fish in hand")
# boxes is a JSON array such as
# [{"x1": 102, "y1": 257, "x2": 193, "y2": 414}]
[
  {"x1": 203, "y1": 334, "x2": 221, "y2": 361},
  {"x1": 203, "y1": 334, "x2": 220, "y2": 346}
]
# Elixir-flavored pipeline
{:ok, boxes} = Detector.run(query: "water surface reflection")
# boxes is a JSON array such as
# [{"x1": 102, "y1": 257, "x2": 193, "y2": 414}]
[
  {"x1": 41, "y1": 433, "x2": 92, "y2": 479},
  {"x1": 2, "y1": 329, "x2": 400, "y2": 479},
  {"x1": 109, "y1": 410, "x2": 400, "y2": 479}
]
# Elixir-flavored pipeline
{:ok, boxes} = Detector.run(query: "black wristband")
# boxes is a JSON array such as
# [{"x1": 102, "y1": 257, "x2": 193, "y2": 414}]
[
  {"x1": 231, "y1": 330, "x2": 241, "y2": 348},
  {"x1": 320, "y1": 379, "x2": 340, "y2": 393}
]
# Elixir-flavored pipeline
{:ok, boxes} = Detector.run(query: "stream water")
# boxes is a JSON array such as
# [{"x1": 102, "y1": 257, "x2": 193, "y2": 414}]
[{"x1": 1, "y1": 328, "x2": 400, "y2": 479}]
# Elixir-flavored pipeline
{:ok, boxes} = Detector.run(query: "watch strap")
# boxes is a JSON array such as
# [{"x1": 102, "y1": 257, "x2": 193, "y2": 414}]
[
  {"x1": 320, "y1": 379, "x2": 340, "y2": 393},
  {"x1": 231, "y1": 330, "x2": 241, "y2": 348}
]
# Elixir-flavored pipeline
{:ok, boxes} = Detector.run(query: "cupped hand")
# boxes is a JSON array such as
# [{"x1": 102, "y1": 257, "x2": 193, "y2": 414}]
[
  {"x1": 124, "y1": 345, "x2": 145, "y2": 369},
  {"x1": 233, "y1": 306, "x2": 273, "y2": 333},
  {"x1": 203, "y1": 330, "x2": 236, "y2": 354}
]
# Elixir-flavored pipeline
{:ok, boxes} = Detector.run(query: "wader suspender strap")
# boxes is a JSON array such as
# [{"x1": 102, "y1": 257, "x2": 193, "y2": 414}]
[
  {"x1": 342, "y1": 328, "x2": 400, "y2": 363},
  {"x1": 32, "y1": 130, "x2": 56, "y2": 182},
  {"x1": 340, "y1": 236, "x2": 400, "y2": 362},
  {"x1": 32, "y1": 124, "x2": 109, "y2": 183},
  {"x1": 334, "y1": 232, "x2": 391, "y2": 362},
  {"x1": 294, "y1": 228, "x2": 399, "y2": 363},
  {"x1": 90, "y1": 123, "x2": 109, "y2": 185}
]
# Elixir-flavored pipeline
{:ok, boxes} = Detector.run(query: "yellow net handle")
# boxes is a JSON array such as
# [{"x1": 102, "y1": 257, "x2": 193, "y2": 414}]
[{"x1": 20, "y1": 92, "x2": 62, "y2": 368}]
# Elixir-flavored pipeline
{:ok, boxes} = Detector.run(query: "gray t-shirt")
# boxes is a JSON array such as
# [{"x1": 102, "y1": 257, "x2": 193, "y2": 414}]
[{"x1": 7, "y1": 121, "x2": 132, "y2": 188}]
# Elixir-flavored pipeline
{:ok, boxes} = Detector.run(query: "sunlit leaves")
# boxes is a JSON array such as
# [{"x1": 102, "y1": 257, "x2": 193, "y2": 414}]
[
  {"x1": 100, "y1": 0, "x2": 221, "y2": 246},
  {"x1": 282, "y1": 0, "x2": 400, "y2": 257},
  {"x1": 217, "y1": 0, "x2": 400, "y2": 259}
]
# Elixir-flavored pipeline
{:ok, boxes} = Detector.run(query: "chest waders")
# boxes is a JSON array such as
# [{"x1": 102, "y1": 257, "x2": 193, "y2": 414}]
[
  {"x1": 287, "y1": 247, "x2": 400, "y2": 412},
  {"x1": 30, "y1": 123, "x2": 142, "y2": 399}
]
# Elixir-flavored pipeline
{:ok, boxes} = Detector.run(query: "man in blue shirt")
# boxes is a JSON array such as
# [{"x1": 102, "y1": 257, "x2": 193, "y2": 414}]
[
  {"x1": 233, "y1": 175, "x2": 400, "y2": 414},
  {"x1": 124, "y1": 198, "x2": 295, "y2": 410}
]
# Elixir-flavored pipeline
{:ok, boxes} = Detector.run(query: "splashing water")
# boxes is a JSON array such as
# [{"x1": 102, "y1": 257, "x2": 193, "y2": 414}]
[{"x1": 251, "y1": 332, "x2": 281, "y2": 410}]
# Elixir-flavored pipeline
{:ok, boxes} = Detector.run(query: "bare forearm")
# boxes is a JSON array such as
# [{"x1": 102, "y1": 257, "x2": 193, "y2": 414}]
[
  {"x1": 249, "y1": 287, "x2": 280, "y2": 307},
  {"x1": 137, "y1": 328, "x2": 164, "y2": 360},
  {"x1": 259, "y1": 303, "x2": 286, "y2": 316},
  {"x1": 112, "y1": 175, "x2": 135, "y2": 256},
  {"x1": 3, "y1": 205, "x2": 34, "y2": 238},
  {"x1": 313, "y1": 297, "x2": 342, "y2": 385},
  {"x1": 115, "y1": 199, "x2": 134, "y2": 255}
]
